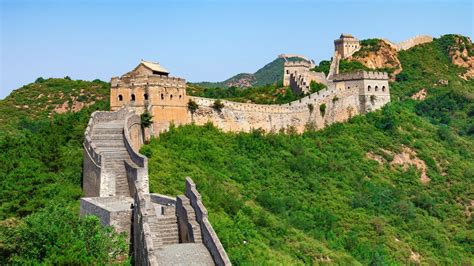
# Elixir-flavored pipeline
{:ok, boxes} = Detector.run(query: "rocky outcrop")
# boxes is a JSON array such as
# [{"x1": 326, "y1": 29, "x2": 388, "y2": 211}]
[
  {"x1": 350, "y1": 39, "x2": 402, "y2": 79},
  {"x1": 447, "y1": 36, "x2": 474, "y2": 79}
]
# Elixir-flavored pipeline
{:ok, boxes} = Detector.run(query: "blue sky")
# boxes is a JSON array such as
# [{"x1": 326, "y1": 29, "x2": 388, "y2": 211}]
[{"x1": 0, "y1": 0, "x2": 472, "y2": 99}]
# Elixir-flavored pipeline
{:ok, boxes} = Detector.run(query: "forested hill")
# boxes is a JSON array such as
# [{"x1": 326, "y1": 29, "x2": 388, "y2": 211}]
[
  {"x1": 143, "y1": 35, "x2": 474, "y2": 264},
  {"x1": 0, "y1": 34, "x2": 473, "y2": 264}
]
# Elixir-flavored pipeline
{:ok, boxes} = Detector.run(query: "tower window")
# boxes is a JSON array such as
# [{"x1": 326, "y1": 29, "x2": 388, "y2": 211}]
[
  {"x1": 382, "y1": 86, "x2": 386, "y2": 92},
  {"x1": 368, "y1": 86, "x2": 371, "y2": 91},
  {"x1": 131, "y1": 94, "x2": 135, "y2": 101},
  {"x1": 161, "y1": 93, "x2": 164, "y2": 100},
  {"x1": 170, "y1": 94, "x2": 173, "y2": 100},
  {"x1": 375, "y1": 86, "x2": 379, "y2": 92},
  {"x1": 144, "y1": 93, "x2": 148, "y2": 100},
  {"x1": 118, "y1": 95, "x2": 123, "y2": 101}
]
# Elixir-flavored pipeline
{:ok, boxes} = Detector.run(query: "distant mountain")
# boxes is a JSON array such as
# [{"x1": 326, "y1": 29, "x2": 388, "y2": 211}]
[{"x1": 194, "y1": 56, "x2": 306, "y2": 88}]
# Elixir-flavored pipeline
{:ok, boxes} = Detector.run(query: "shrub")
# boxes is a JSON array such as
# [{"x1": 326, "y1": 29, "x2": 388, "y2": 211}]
[
  {"x1": 307, "y1": 103, "x2": 314, "y2": 113},
  {"x1": 320, "y1": 104, "x2": 327, "y2": 116},
  {"x1": 140, "y1": 111, "x2": 153, "y2": 128},
  {"x1": 213, "y1": 100, "x2": 224, "y2": 111},
  {"x1": 0, "y1": 204, "x2": 128, "y2": 264},
  {"x1": 64, "y1": 76, "x2": 71, "y2": 80},
  {"x1": 370, "y1": 95, "x2": 377, "y2": 103},
  {"x1": 188, "y1": 99, "x2": 199, "y2": 114},
  {"x1": 35, "y1": 77, "x2": 45, "y2": 83},
  {"x1": 309, "y1": 81, "x2": 326, "y2": 93}
]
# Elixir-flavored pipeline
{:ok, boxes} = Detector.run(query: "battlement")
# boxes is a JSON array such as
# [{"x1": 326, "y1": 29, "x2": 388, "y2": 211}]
[
  {"x1": 332, "y1": 70, "x2": 389, "y2": 81},
  {"x1": 111, "y1": 74, "x2": 186, "y2": 88},
  {"x1": 284, "y1": 60, "x2": 312, "y2": 68}
]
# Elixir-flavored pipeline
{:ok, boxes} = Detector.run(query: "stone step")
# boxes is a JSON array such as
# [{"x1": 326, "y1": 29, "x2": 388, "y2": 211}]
[
  {"x1": 93, "y1": 128, "x2": 123, "y2": 134},
  {"x1": 94, "y1": 122, "x2": 124, "y2": 129},
  {"x1": 92, "y1": 134, "x2": 123, "y2": 140}
]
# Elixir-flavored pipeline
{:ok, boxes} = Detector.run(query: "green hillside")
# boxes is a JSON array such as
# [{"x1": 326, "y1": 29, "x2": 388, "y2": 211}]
[
  {"x1": 0, "y1": 79, "x2": 129, "y2": 264},
  {"x1": 0, "y1": 34, "x2": 473, "y2": 264},
  {"x1": 141, "y1": 35, "x2": 474, "y2": 264}
]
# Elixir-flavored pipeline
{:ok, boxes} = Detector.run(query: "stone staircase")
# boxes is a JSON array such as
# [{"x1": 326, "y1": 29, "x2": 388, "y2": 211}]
[
  {"x1": 91, "y1": 120, "x2": 133, "y2": 197},
  {"x1": 149, "y1": 206, "x2": 180, "y2": 248}
]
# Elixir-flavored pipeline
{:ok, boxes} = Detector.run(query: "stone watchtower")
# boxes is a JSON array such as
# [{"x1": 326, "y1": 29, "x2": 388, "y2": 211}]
[
  {"x1": 334, "y1": 34, "x2": 360, "y2": 58},
  {"x1": 110, "y1": 60, "x2": 190, "y2": 133}
]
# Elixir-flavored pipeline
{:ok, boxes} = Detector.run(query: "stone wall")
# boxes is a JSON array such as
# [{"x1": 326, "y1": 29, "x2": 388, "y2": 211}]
[
  {"x1": 83, "y1": 108, "x2": 130, "y2": 197},
  {"x1": 189, "y1": 84, "x2": 374, "y2": 133},
  {"x1": 80, "y1": 197, "x2": 134, "y2": 240},
  {"x1": 381, "y1": 35, "x2": 433, "y2": 51},
  {"x1": 184, "y1": 177, "x2": 231, "y2": 266}
]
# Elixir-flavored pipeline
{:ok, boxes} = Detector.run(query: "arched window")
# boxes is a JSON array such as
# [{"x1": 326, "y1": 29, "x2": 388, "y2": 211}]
[
  {"x1": 375, "y1": 86, "x2": 379, "y2": 92},
  {"x1": 144, "y1": 93, "x2": 148, "y2": 100},
  {"x1": 179, "y1": 95, "x2": 182, "y2": 100},
  {"x1": 170, "y1": 94, "x2": 173, "y2": 100},
  {"x1": 161, "y1": 93, "x2": 164, "y2": 100},
  {"x1": 286, "y1": 70, "x2": 289, "y2": 74},
  {"x1": 131, "y1": 94, "x2": 135, "y2": 101},
  {"x1": 382, "y1": 86, "x2": 386, "y2": 92},
  {"x1": 118, "y1": 95, "x2": 123, "y2": 101},
  {"x1": 368, "y1": 86, "x2": 371, "y2": 91}
]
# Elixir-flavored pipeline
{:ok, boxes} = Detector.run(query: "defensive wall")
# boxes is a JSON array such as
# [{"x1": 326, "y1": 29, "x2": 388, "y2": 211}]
[{"x1": 188, "y1": 70, "x2": 389, "y2": 133}]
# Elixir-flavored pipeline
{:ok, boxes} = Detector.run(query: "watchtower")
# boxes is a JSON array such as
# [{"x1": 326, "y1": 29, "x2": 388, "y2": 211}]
[
  {"x1": 110, "y1": 60, "x2": 189, "y2": 133},
  {"x1": 334, "y1": 34, "x2": 360, "y2": 58}
]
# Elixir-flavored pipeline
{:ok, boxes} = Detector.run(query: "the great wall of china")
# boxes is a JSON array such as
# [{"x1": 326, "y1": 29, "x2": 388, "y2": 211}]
[{"x1": 79, "y1": 33, "x2": 427, "y2": 265}]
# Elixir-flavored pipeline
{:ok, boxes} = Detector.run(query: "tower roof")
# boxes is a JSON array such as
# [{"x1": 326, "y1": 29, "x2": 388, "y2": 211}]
[
  {"x1": 139, "y1": 60, "x2": 169, "y2": 75},
  {"x1": 340, "y1": 33, "x2": 355, "y2": 39}
]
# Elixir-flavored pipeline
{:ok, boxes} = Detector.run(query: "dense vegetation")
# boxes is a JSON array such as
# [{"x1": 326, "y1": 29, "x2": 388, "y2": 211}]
[
  {"x1": 141, "y1": 35, "x2": 474, "y2": 264},
  {"x1": 310, "y1": 60, "x2": 331, "y2": 75},
  {"x1": 0, "y1": 80, "x2": 129, "y2": 264},
  {"x1": 339, "y1": 59, "x2": 370, "y2": 73},
  {"x1": 187, "y1": 82, "x2": 300, "y2": 104},
  {"x1": 0, "y1": 78, "x2": 109, "y2": 134}
]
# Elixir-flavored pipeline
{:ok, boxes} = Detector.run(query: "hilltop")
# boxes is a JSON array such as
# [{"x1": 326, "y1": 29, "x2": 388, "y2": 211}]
[{"x1": 0, "y1": 78, "x2": 109, "y2": 133}]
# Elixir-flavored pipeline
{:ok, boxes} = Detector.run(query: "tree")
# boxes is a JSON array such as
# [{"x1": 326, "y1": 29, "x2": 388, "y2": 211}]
[
  {"x1": 141, "y1": 111, "x2": 153, "y2": 128},
  {"x1": 188, "y1": 99, "x2": 199, "y2": 114},
  {"x1": 213, "y1": 100, "x2": 224, "y2": 111}
]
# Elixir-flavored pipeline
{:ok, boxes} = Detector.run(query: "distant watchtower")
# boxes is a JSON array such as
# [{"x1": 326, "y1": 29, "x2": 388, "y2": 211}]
[{"x1": 334, "y1": 34, "x2": 360, "y2": 58}]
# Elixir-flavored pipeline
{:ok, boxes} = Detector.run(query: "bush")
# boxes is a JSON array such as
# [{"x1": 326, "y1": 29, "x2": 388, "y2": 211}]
[
  {"x1": 188, "y1": 99, "x2": 199, "y2": 114},
  {"x1": 0, "y1": 204, "x2": 128, "y2": 264},
  {"x1": 320, "y1": 104, "x2": 327, "y2": 116},
  {"x1": 213, "y1": 100, "x2": 224, "y2": 111},
  {"x1": 140, "y1": 111, "x2": 153, "y2": 128},
  {"x1": 35, "y1": 77, "x2": 45, "y2": 83},
  {"x1": 309, "y1": 81, "x2": 326, "y2": 93}
]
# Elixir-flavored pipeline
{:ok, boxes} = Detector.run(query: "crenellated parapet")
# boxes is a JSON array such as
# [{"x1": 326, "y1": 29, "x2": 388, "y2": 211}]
[
  {"x1": 283, "y1": 60, "x2": 312, "y2": 68},
  {"x1": 111, "y1": 75, "x2": 186, "y2": 89},
  {"x1": 332, "y1": 70, "x2": 389, "y2": 81}
]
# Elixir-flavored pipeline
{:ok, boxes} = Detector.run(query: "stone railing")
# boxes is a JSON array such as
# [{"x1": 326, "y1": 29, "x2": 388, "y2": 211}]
[
  {"x1": 132, "y1": 185, "x2": 158, "y2": 266},
  {"x1": 123, "y1": 111, "x2": 149, "y2": 197},
  {"x1": 184, "y1": 177, "x2": 231, "y2": 266}
]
